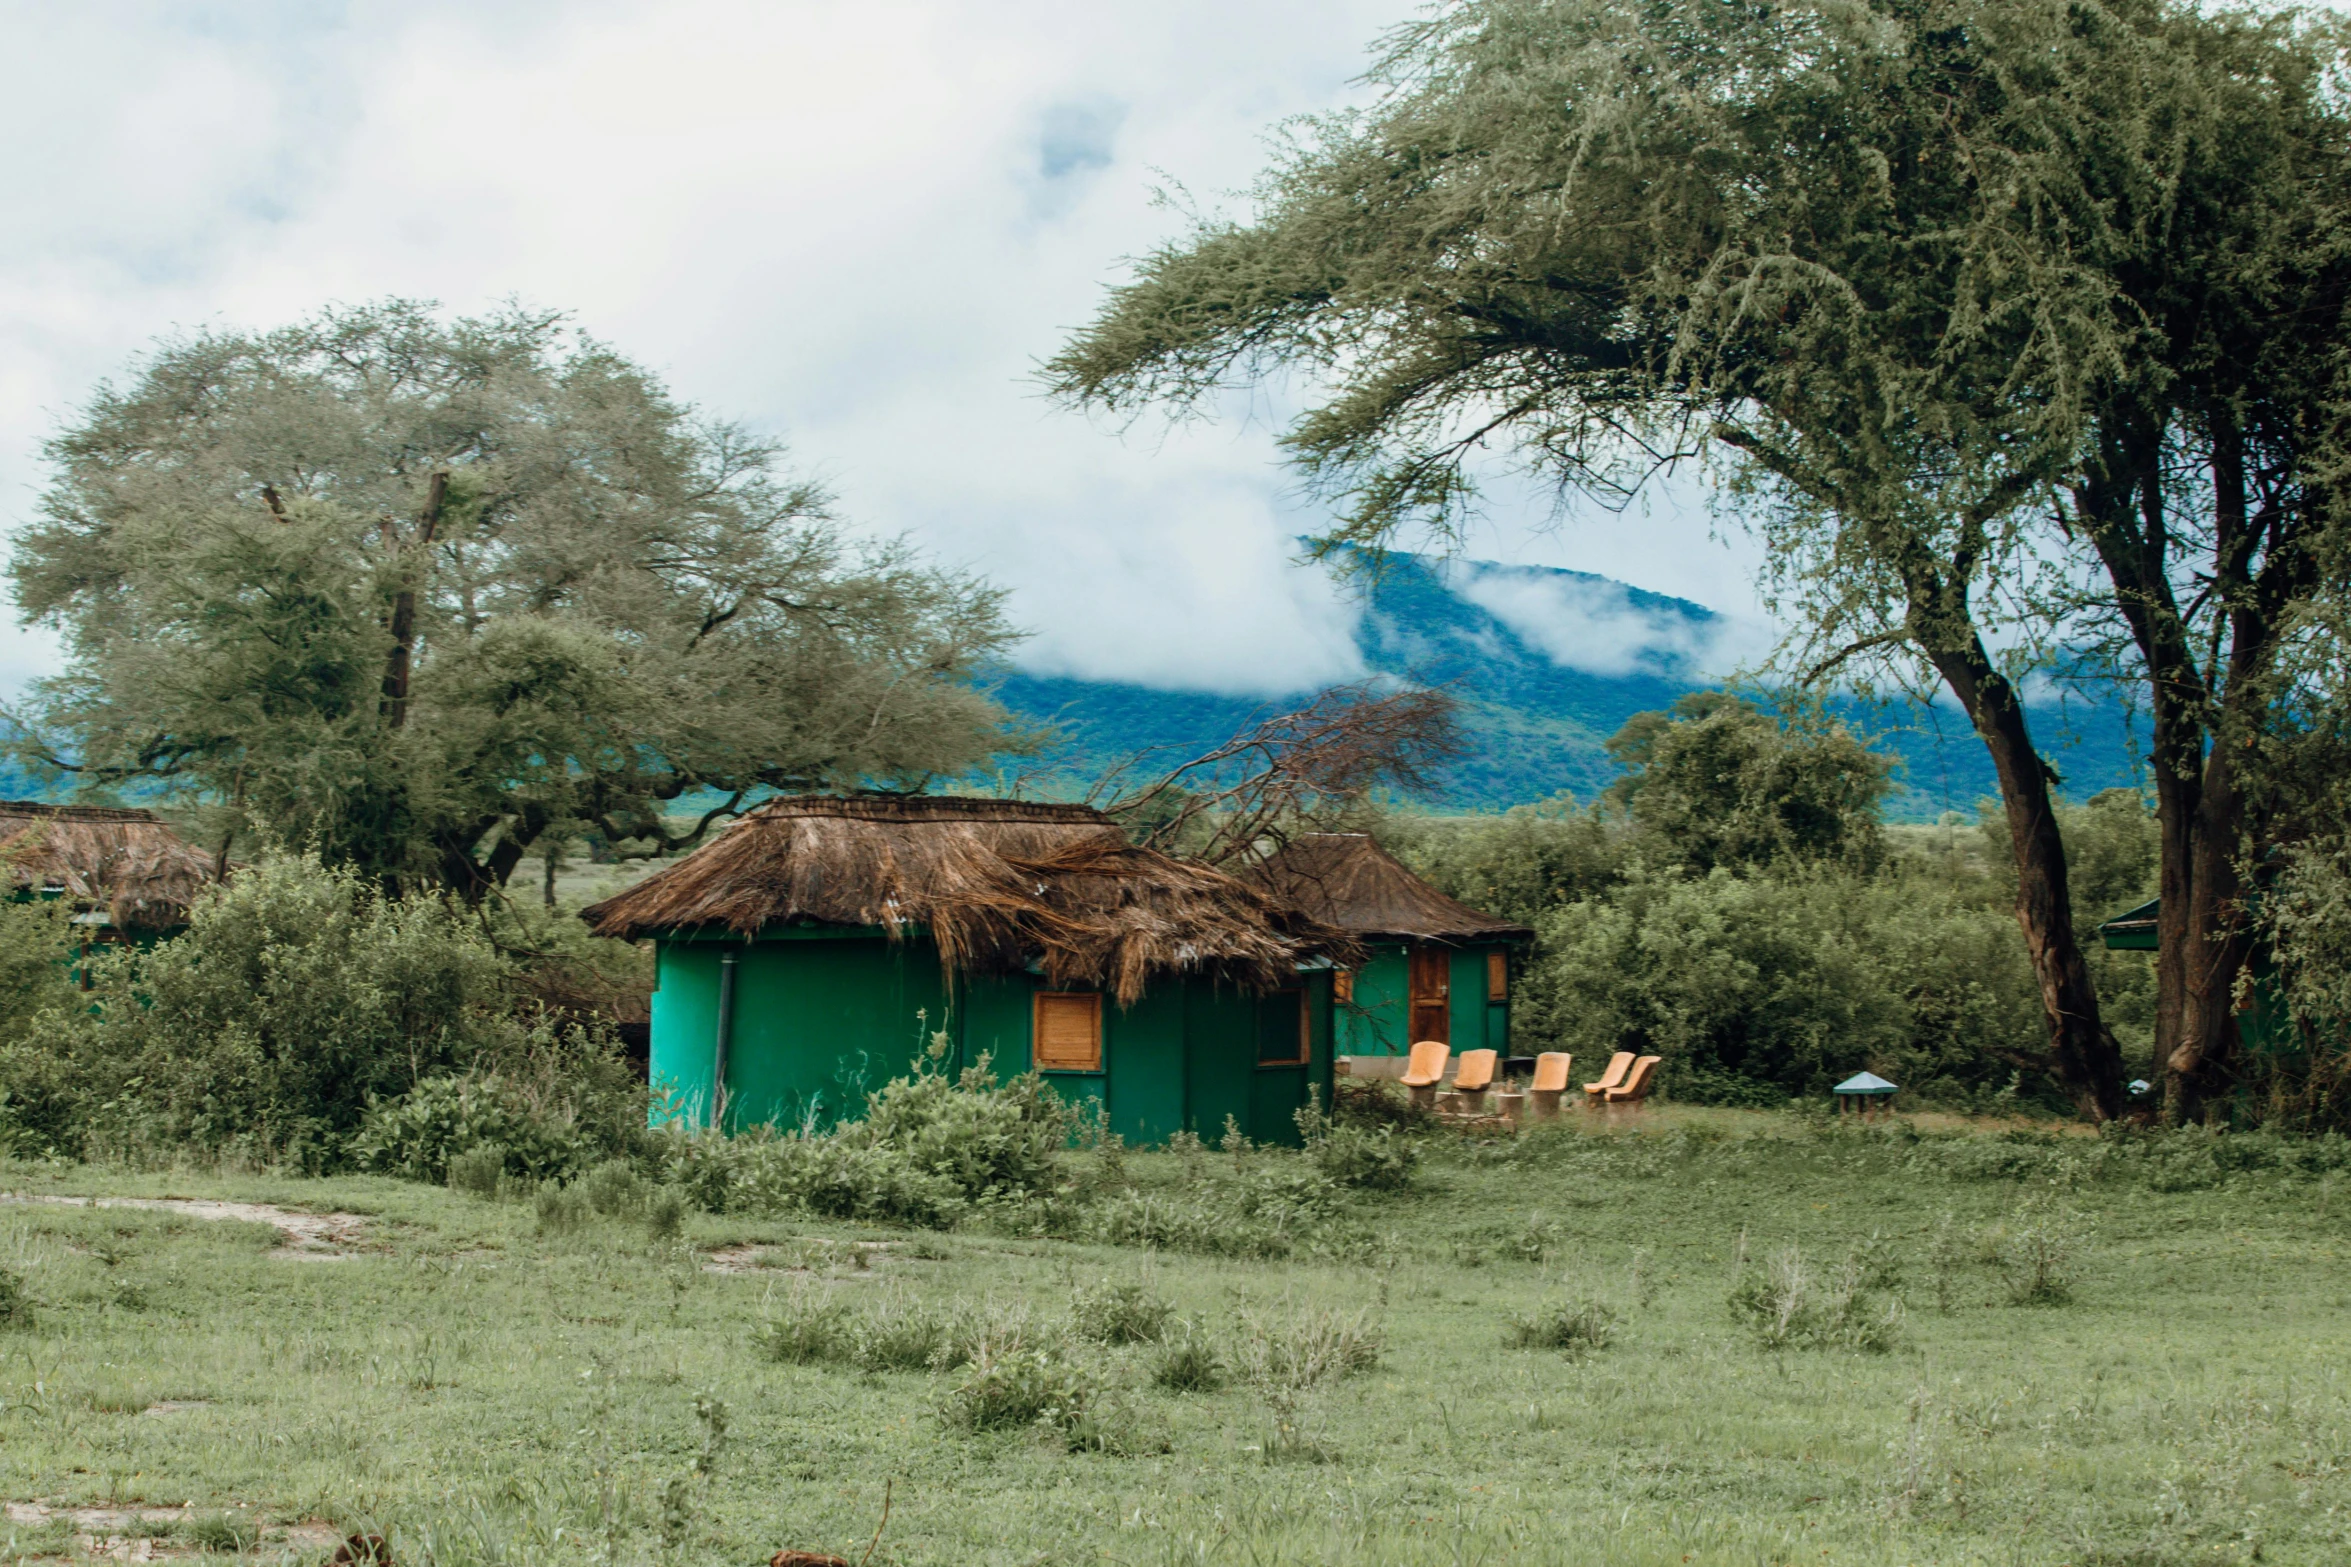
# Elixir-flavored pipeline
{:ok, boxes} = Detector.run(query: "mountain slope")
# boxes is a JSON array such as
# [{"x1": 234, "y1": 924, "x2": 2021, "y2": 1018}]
[{"x1": 996, "y1": 552, "x2": 2140, "y2": 817}]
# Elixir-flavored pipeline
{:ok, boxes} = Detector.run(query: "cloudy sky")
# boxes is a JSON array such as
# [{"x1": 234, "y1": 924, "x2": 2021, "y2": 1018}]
[{"x1": 0, "y1": 0, "x2": 1767, "y2": 699}]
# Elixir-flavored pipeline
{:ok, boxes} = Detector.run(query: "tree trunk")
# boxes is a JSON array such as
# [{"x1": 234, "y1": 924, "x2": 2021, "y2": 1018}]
[
  {"x1": 382, "y1": 469, "x2": 448, "y2": 731},
  {"x1": 1923, "y1": 640, "x2": 2127, "y2": 1120}
]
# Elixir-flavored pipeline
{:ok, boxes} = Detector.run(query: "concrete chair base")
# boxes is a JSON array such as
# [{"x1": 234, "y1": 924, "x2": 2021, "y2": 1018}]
[
  {"x1": 1408, "y1": 1083, "x2": 1439, "y2": 1110},
  {"x1": 1495, "y1": 1091, "x2": 1527, "y2": 1124},
  {"x1": 1451, "y1": 1089, "x2": 1490, "y2": 1117},
  {"x1": 1526, "y1": 1088, "x2": 1565, "y2": 1120}
]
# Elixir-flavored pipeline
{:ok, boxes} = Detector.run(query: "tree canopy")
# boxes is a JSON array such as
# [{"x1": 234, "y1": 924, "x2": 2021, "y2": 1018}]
[
  {"x1": 12, "y1": 302, "x2": 1019, "y2": 896},
  {"x1": 1049, "y1": 0, "x2": 2351, "y2": 1118}
]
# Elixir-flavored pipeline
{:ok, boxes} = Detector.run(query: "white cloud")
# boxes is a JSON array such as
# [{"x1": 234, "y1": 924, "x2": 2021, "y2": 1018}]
[
  {"x1": 0, "y1": 0, "x2": 1764, "y2": 702},
  {"x1": 1452, "y1": 561, "x2": 1771, "y2": 681}
]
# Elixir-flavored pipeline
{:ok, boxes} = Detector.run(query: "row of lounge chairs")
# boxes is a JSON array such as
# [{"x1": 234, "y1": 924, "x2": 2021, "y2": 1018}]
[{"x1": 1397, "y1": 1043, "x2": 1660, "y2": 1119}]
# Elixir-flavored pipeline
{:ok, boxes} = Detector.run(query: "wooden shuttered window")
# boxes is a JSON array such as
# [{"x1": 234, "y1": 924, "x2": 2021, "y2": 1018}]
[
  {"x1": 1487, "y1": 950, "x2": 1509, "y2": 1003},
  {"x1": 1256, "y1": 988, "x2": 1308, "y2": 1067},
  {"x1": 1033, "y1": 991, "x2": 1103, "y2": 1071}
]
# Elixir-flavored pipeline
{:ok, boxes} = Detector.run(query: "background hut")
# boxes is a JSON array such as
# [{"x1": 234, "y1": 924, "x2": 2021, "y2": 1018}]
[
  {"x1": 1245, "y1": 832, "x2": 1531, "y2": 1060},
  {"x1": 582, "y1": 795, "x2": 1356, "y2": 1144},
  {"x1": 0, "y1": 801, "x2": 222, "y2": 980}
]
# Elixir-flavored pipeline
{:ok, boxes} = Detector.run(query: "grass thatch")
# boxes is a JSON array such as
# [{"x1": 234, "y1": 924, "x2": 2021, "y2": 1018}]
[
  {"x1": 1243, "y1": 832, "x2": 1532, "y2": 943},
  {"x1": 580, "y1": 795, "x2": 1359, "y2": 1004},
  {"x1": 0, "y1": 801, "x2": 222, "y2": 930}
]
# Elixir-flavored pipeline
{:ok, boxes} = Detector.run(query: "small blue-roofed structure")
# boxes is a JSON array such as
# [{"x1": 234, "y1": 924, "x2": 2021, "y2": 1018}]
[{"x1": 1833, "y1": 1071, "x2": 1898, "y2": 1117}]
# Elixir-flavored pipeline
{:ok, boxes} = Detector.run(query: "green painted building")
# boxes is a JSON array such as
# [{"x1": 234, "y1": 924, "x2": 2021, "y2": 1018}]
[
  {"x1": 1246, "y1": 833, "x2": 1533, "y2": 1060},
  {"x1": 0, "y1": 801, "x2": 220, "y2": 982},
  {"x1": 2098, "y1": 896, "x2": 2298, "y2": 1057},
  {"x1": 582, "y1": 796, "x2": 1355, "y2": 1146}
]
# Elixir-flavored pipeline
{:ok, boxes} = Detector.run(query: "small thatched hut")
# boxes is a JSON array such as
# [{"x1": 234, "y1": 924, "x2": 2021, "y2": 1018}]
[
  {"x1": 0, "y1": 800, "x2": 220, "y2": 931},
  {"x1": 1244, "y1": 833, "x2": 1532, "y2": 1060},
  {"x1": 582, "y1": 795, "x2": 1358, "y2": 1143}
]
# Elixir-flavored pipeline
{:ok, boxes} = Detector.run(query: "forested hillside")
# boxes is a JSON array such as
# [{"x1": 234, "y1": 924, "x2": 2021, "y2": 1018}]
[{"x1": 998, "y1": 551, "x2": 2139, "y2": 815}]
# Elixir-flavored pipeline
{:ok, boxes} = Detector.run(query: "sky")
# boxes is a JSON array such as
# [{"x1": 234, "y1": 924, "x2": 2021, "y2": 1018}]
[{"x1": 0, "y1": 0, "x2": 1770, "y2": 700}]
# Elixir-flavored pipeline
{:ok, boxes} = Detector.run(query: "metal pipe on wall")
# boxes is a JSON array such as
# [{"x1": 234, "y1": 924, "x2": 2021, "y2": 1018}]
[{"x1": 711, "y1": 950, "x2": 739, "y2": 1130}]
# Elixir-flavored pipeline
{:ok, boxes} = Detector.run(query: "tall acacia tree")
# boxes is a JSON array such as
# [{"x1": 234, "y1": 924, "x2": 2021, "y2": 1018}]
[
  {"x1": 13, "y1": 301, "x2": 1019, "y2": 898},
  {"x1": 1048, "y1": 0, "x2": 2351, "y2": 1119}
]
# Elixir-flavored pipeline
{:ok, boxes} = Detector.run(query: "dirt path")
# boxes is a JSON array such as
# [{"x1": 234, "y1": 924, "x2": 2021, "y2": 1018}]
[
  {"x1": 2, "y1": 1501, "x2": 343, "y2": 1561},
  {"x1": 0, "y1": 1194, "x2": 368, "y2": 1260}
]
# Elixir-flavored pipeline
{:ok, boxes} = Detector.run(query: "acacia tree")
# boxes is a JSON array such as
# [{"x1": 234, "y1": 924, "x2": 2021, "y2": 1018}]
[
  {"x1": 1047, "y1": 0, "x2": 2351, "y2": 1119},
  {"x1": 13, "y1": 301, "x2": 1018, "y2": 897}
]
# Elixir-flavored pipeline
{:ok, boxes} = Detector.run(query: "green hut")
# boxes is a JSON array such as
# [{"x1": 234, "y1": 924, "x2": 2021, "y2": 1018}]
[
  {"x1": 581, "y1": 796, "x2": 1357, "y2": 1145},
  {"x1": 0, "y1": 801, "x2": 222, "y2": 983},
  {"x1": 1245, "y1": 833, "x2": 1532, "y2": 1061},
  {"x1": 2098, "y1": 897, "x2": 2298, "y2": 1057}
]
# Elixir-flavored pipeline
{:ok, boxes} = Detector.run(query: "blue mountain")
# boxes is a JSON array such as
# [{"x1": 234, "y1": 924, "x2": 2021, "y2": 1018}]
[{"x1": 994, "y1": 551, "x2": 2141, "y2": 819}]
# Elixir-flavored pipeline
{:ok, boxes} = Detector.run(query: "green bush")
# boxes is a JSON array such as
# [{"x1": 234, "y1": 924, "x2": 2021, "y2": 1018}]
[
  {"x1": 1150, "y1": 1324, "x2": 1225, "y2": 1393},
  {"x1": 1071, "y1": 1280, "x2": 1174, "y2": 1345},
  {"x1": 1729, "y1": 1243, "x2": 1904, "y2": 1352},
  {"x1": 753, "y1": 1286, "x2": 849, "y2": 1365},
  {"x1": 1306, "y1": 1122, "x2": 1417, "y2": 1191},
  {"x1": 535, "y1": 1180, "x2": 590, "y2": 1236},
  {"x1": 445, "y1": 1143, "x2": 506, "y2": 1199},
  {"x1": 939, "y1": 1331, "x2": 1097, "y2": 1435},
  {"x1": 354, "y1": 1061, "x2": 629, "y2": 1185},
  {"x1": 7, "y1": 856, "x2": 520, "y2": 1164},
  {"x1": 579, "y1": 1157, "x2": 645, "y2": 1217},
  {"x1": 0, "y1": 1266, "x2": 33, "y2": 1330},
  {"x1": 1506, "y1": 1296, "x2": 1617, "y2": 1357}
]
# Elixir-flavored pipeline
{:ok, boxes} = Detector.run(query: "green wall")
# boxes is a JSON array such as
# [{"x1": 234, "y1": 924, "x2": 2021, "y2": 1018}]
[
  {"x1": 648, "y1": 927, "x2": 1333, "y2": 1145},
  {"x1": 1332, "y1": 940, "x2": 1515, "y2": 1058}
]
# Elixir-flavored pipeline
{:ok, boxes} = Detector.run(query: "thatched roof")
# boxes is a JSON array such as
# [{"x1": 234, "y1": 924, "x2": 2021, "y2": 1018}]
[
  {"x1": 0, "y1": 801, "x2": 222, "y2": 929},
  {"x1": 580, "y1": 795, "x2": 1359, "y2": 1004},
  {"x1": 1243, "y1": 833, "x2": 1532, "y2": 943}
]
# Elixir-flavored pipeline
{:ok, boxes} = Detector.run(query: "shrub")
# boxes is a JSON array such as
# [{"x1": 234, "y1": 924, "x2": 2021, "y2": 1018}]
[
  {"x1": 1306, "y1": 1123, "x2": 1418, "y2": 1191},
  {"x1": 847, "y1": 1289, "x2": 960, "y2": 1373},
  {"x1": 355, "y1": 1063, "x2": 623, "y2": 1185},
  {"x1": 579, "y1": 1158, "x2": 644, "y2": 1217},
  {"x1": 535, "y1": 1181, "x2": 590, "y2": 1237},
  {"x1": 1150, "y1": 1323, "x2": 1225, "y2": 1393},
  {"x1": 645, "y1": 1187, "x2": 687, "y2": 1242},
  {"x1": 1328, "y1": 1076, "x2": 1437, "y2": 1134},
  {"x1": 1229, "y1": 1303, "x2": 1384, "y2": 1390},
  {"x1": 29, "y1": 855, "x2": 520, "y2": 1163},
  {"x1": 1729, "y1": 1243, "x2": 1903, "y2": 1352},
  {"x1": 445, "y1": 1144, "x2": 506, "y2": 1199},
  {"x1": 1071, "y1": 1280, "x2": 1174, "y2": 1345},
  {"x1": 753, "y1": 1285, "x2": 849, "y2": 1366},
  {"x1": 1986, "y1": 1205, "x2": 2087, "y2": 1306},
  {"x1": 0, "y1": 1266, "x2": 33, "y2": 1330},
  {"x1": 1506, "y1": 1296, "x2": 1617, "y2": 1357},
  {"x1": 940, "y1": 1329, "x2": 1097, "y2": 1436}
]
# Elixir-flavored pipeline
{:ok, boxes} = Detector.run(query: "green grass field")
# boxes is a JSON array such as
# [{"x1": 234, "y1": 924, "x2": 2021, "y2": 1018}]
[{"x1": 4, "y1": 1110, "x2": 2348, "y2": 1567}]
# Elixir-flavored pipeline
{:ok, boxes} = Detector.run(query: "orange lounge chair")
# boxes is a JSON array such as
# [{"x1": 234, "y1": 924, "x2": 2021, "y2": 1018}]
[
  {"x1": 1527, "y1": 1052, "x2": 1573, "y2": 1118},
  {"x1": 1401, "y1": 1040, "x2": 1450, "y2": 1108},
  {"x1": 1605, "y1": 1055, "x2": 1662, "y2": 1105},
  {"x1": 1583, "y1": 1051, "x2": 1636, "y2": 1100},
  {"x1": 1451, "y1": 1049, "x2": 1499, "y2": 1113}
]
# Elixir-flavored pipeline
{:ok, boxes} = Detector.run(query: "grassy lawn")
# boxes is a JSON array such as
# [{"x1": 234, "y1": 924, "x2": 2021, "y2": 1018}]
[{"x1": 4, "y1": 1110, "x2": 2349, "y2": 1567}]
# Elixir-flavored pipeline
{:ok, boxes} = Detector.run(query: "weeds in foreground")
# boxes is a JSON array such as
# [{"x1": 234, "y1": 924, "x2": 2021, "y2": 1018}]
[
  {"x1": 1150, "y1": 1321, "x2": 1226, "y2": 1393},
  {"x1": 1506, "y1": 1295, "x2": 1617, "y2": 1358},
  {"x1": 1729, "y1": 1241, "x2": 1904, "y2": 1352},
  {"x1": 752, "y1": 1283, "x2": 850, "y2": 1365},
  {"x1": 1071, "y1": 1279, "x2": 1174, "y2": 1345},
  {"x1": 184, "y1": 1515, "x2": 259, "y2": 1553},
  {"x1": 0, "y1": 1265, "x2": 32, "y2": 1329},
  {"x1": 1985, "y1": 1202, "x2": 2088, "y2": 1306},
  {"x1": 938, "y1": 1327, "x2": 1096, "y2": 1435}
]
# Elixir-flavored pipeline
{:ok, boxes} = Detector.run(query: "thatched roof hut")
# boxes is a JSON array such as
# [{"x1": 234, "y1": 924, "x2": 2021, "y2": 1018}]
[
  {"x1": 582, "y1": 795, "x2": 1356, "y2": 1005},
  {"x1": 0, "y1": 800, "x2": 221, "y2": 930},
  {"x1": 1243, "y1": 832, "x2": 1532, "y2": 943}
]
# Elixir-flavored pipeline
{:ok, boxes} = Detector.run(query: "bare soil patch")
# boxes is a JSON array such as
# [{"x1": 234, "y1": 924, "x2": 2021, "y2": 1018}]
[
  {"x1": 0, "y1": 1195, "x2": 367, "y2": 1260},
  {"x1": 2, "y1": 1501, "x2": 340, "y2": 1561}
]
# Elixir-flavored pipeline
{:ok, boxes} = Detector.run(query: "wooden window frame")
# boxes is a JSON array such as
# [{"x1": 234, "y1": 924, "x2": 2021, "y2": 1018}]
[
  {"x1": 1257, "y1": 987, "x2": 1310, "y2": 1068},
  {"x1": 1032, "y1": 990, "x2": 1104, "y2": 1072},
  {"x1": 1486, "y1": 950, "x2": 1509, "y2": 1003}
]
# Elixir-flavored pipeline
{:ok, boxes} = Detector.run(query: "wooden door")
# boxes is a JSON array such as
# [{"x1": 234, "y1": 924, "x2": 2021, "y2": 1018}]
[{"x1": 1407, "y1": 945, "x2": 1450, "y2": 1045}]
